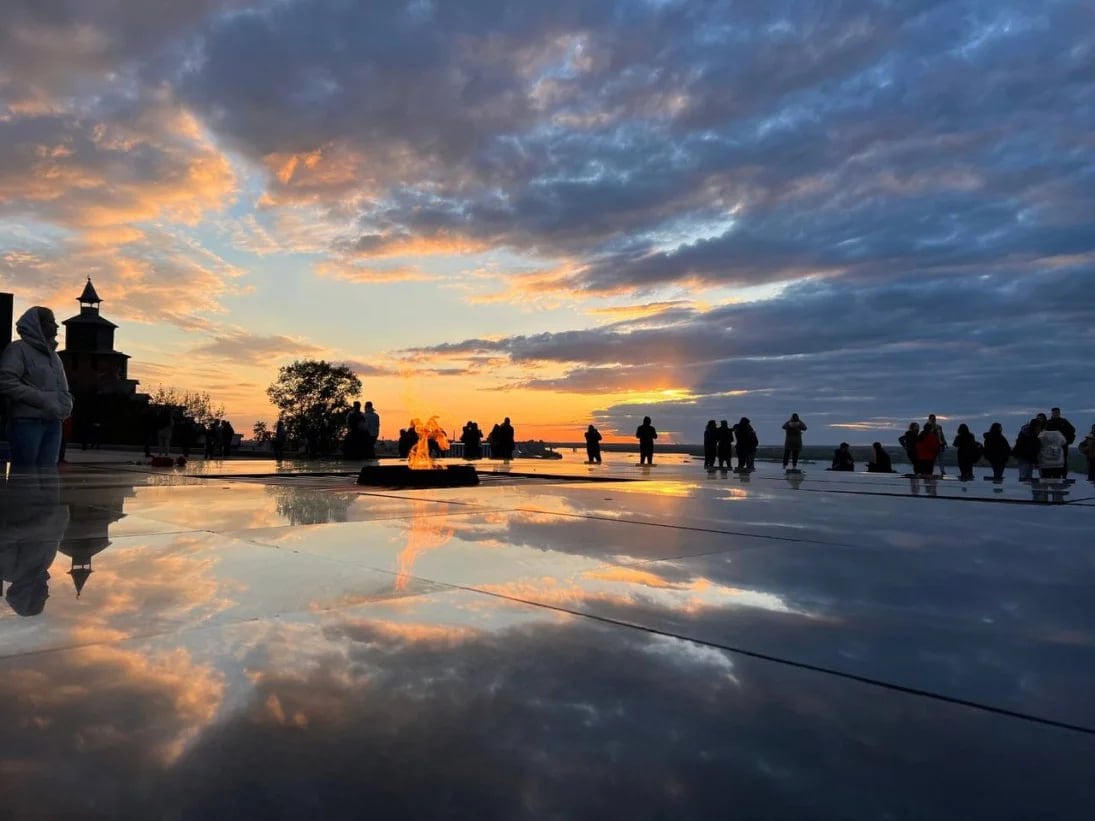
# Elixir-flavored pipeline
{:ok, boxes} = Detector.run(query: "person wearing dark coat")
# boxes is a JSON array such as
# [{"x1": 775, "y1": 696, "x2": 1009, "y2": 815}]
[
  {"x1": 831, "y1": 442, "x2": 855, "y2": 471},
  {"x1": 496, "y1": 417, "x2": 516, "y2": 461},
  {"x1": 867, "y1": 443, "x2": 894, "y2": 473},
  {"x1": 585, "y1": 425, "x2": 602, "y2": 464},
  {"x1": 220, "y1": 419, "x2": 235, "y2": 458},
  {"x1": 951, "y1": 423, "x2": 982, "y2": 481},
  {"x1": 732, "y1": 417, "x2": 757, "y2": 472},
  {"x1": 461, "y1": 421, "x2": 483, "y2": 460},
  {"x1": 781, "y1": 413, "x2": 807, "y2": 469},
  {"x1": 1012, "y1": 419, "x2": 1041, "y2": 482},
  {"x1": 635, "y1": 416, "x2": 657, "y2": 465},
  {"x1": 1079, "y1": 424, "x2": 1095, "y2": 482},
  {"x1": 702, "y1": 420, "x2": 717, "y2": 469},
  {"x1": 982, "y1": 423, "x2": 1011, "y2": 481},
  {"x1": 715, "y1": 420, "x2": 734, "y2": 469},
  {"x1": 898, "y1": 422, "x2": 920, "y2": 467}
]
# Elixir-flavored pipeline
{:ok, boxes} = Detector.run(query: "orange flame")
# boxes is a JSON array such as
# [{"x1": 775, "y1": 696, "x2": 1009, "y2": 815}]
[{"x1": 408, "y1": 416, "x2": 449, "y2": 469}]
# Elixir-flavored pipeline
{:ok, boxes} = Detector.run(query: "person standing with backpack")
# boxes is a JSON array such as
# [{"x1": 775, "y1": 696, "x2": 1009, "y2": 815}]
[
  {"x1": 1045, "y1": 408, "x2": 1076, "y2": 478},
  {"x1": 952, "y1": 424, "x2": 982, "y2": 481}
]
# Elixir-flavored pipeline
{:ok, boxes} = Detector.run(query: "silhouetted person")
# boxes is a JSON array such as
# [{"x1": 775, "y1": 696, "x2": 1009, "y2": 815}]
[
  {"x1": 398, "y1": 423, "x2": 419, "y2": 458},
  {"x1": 344, "y1": 401, "x2": 365, "y2": 459},
  {"x1": 206, "y1": 419, "x2": 221, "y2": 458},
  {"x1": 1013, "y1": 419, "x2": 1041, "y2": 482},
  {"x1": 982, "y1": 423, "x2": 1011, "y2": 481},
  {"x1": 585, "y1": 425, "x2": 602, "y2": 463},
  {"x1": 952, "y1": 423, "x2": 982, "y2": 481},
  {"x1": 155, "y1": 405, "x2": 173, "y2": 457},
  {"x1": 1045, "y1": 407, "x2": 1076, "y2": 478},
  {"x1": 635, "y1": 416, "x2": 657, "y2": 465},
  {"x1": 496, "y1": 417, "x2": 515, "y2": 462},
  {"x1": 0, "y1": 307, "x2": 73, "y2": 468},
  {"x1": 716, "y1": 420, "x2": 733, "y2": 469},
  {"x1": 782, "y1": 413, "x2": 807, "y2": 470},
  {"x1": 1080, "y1": 424, "x2": 1095, "y2": 481},
  {"x1": 362, "y1": 401, "x2": 380, "y2": 460},
  {"x1": 926, "y1": 414, "x2": 946, "y2": 475},
  {"x1": 867, "y1": 443, "x2": 894, "y2": 473},
  {"x1": 273, "y1": 419, "x2": 287, "y2": 461},
  {"x1": 461, "y1": 421, "x2": 483, "y2": 460},
  {"x1": 732, "y1": 417, "x2": 757, "y2": 472},
  {"x1": 702, "y1": 420, "x2": 717, "y2": 469},
  {"x1": 831, "y1": 442, "x2": 855, "y2": 471},
  {"x1": 220, "y1": 419, "x2": 235, "y2": 458},
  {"x1": 898, "y1": 422, "x2": 920, "y2": 467}
]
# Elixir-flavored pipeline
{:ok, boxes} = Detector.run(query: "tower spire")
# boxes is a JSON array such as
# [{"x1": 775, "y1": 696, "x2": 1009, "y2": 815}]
[{"x1": 77, "y1": 277, "x2": 102, "y2": 310}]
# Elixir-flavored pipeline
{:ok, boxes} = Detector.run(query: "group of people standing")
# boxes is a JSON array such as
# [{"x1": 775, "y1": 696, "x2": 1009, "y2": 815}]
[
  {"x1": 698, "y1": 417, "x2": 762, "y2": 472},
  {"x1": 894, "y1": 408, "x2": 1088, "y2": 481},
  {"x1": 344, "y1": 401, "x2": 380, "y2": 460}
]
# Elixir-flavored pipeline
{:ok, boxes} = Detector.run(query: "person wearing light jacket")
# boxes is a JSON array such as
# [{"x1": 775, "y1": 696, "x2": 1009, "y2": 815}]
[{"x1": 0, "y1": 306, "x2": 74, "y2": 467}]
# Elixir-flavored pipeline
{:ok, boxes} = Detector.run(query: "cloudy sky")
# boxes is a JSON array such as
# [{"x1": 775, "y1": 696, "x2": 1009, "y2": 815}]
[{"x1": 1, "y1": 0, "x2": 1092, "y2": 444}]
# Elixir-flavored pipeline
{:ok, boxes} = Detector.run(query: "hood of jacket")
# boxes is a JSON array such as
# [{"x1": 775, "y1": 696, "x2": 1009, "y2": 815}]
[{"x1": 15, "y1": 308, "x2": 58, "y2": 354}]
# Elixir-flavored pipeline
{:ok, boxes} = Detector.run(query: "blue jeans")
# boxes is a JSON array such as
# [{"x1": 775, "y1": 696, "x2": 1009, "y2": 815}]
[{"x1": 6, "y1": 418, "x2": 62, "y2": 467}]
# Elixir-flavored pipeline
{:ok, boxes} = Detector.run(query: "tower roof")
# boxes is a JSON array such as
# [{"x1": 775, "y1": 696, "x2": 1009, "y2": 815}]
[{"x1": 78, "y1": 277, "x2": 102, "y2": 305}]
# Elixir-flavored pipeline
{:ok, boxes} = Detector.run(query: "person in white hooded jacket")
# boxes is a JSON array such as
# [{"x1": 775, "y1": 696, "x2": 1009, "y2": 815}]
[{"x1": 0, "y1": 306, "x2": 74, "y2": 467}]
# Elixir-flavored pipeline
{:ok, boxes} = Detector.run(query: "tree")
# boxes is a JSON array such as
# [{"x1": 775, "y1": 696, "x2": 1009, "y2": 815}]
[
  {"x1": 149, "y1": 385, "x2": 224, "y2": 426},
  {"x1": 266, "y1": 360, "x2": 361, "y2": 456},
  {"x1": 252, "y1": 421, "x2": 272, "y2": 445}
]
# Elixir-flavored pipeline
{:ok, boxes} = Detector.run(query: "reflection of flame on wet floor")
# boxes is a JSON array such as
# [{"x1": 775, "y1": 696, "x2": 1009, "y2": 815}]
[
  {"x1": 395, "y1": 501, "x2": 455, "y2": 591},
  {"x1": 408, "y1": 416, "x2": 449, "y2": 469}
]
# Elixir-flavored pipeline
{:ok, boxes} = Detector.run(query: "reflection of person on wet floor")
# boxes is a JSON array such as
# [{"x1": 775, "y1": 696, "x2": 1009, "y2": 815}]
[
  {"x1": 866, "y1": 443, "x2": 894, "y2": 473},
  {"x1": 461, "y1": 421, "x2": 483, "y2": 460},
  {"x1": 636, "y1": 416, "x2": 657, "y2": 465},
  {"x1": 831, "y1": 442, "x2": 855, "y2": 471},
  {"x1": 781, "y1": 413, "x2": 807, "y2": 469},
  {"x1": 732, "y1": 417, "x2": 757, "y2": 472},
  {"x1": 585, "y1": 425, "x2": 602, "y2": 463},
  {"x1": 702, "y1": 420, "x2": 717, "y2": 468},
  {"x1": 496, "y1": 417, "x2": 515, "y2": 461},
  {"x1": 1, "y1": 472, "x2": 68, "y2": 616},
  {"x1": 716, "y1": 420, "x2": 733, "y2": 469}
]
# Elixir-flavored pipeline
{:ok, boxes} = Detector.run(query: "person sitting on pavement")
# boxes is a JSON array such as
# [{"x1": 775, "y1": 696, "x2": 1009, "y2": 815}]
[
  {"x1": 831, "y1": 442, "x2": 855, "y2": 471},
  {"x1": 867, "y1": 442, "x2": 894, "y2": 473}
]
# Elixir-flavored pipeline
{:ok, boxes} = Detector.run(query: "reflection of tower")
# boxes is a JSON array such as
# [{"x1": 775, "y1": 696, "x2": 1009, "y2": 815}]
[{"x1": 58, "y1": 482, "x2": 134, "y2": 598}]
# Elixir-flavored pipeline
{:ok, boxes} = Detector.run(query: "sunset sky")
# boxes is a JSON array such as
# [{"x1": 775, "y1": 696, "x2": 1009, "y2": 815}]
[{"x1": 2, "y1": 1, "x2": 1092, "y2": 444}]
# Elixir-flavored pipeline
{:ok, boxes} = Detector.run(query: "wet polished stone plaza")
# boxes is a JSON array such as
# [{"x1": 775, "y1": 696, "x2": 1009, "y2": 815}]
[{"x1": 2, "y1": 452, "x2": 1093, "y2": 818}]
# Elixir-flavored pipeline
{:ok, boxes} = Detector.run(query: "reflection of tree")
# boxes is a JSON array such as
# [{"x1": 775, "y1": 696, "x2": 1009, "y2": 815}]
[
  {"x1": 267, "y1": 484, "x2": 355, "y2": 526},
  {"x1": 395, "y1": 501, "x2": 454, "y2": 590}
]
